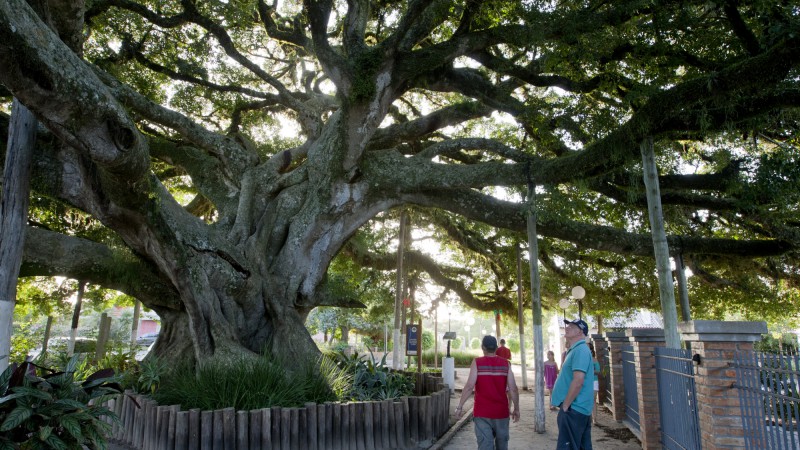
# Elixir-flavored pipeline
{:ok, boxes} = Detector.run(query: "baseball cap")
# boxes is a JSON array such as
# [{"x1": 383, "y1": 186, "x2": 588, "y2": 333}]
[
  {"x1": 481, "y1": 335, "x2": 498, "y2": 350},
  {"x1": 564, "y1": 318, "x2": 589, "y2": 336}
]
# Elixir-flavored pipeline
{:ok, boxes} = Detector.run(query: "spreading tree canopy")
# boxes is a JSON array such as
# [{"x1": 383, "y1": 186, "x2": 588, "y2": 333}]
[{"x1": 1, "y1": 0, "x2": 799, "y2": 366}]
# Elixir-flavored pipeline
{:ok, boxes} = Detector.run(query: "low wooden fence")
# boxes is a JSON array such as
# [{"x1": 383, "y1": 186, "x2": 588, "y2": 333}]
[{"x1": 103, "y1": 372, "x2": 450, "y2": 449}]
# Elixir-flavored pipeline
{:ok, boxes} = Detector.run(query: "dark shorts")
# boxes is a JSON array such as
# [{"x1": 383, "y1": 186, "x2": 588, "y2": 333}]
[{"x1": 556, "y1": 406, "x2": 593, "y2": 449}]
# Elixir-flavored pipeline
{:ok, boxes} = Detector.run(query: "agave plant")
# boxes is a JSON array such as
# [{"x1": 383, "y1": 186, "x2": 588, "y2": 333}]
[{"x1": 0, "y1": 355, "x2": 122, "y2": 450}]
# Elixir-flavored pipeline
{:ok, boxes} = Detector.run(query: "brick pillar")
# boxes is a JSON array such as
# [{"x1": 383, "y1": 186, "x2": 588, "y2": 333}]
[
  {"x1": 603, "y1": 331, "x2": 627, "y2": 421},
  {"x1": 627, "y1": 328, "x2": 666, "y2": 450},
  {"x1": 678, "y1": 320, "x2": 766, "y2": 450},
  {"x1": 590, "y1": 334, "x2": 608, "y2": 405}
]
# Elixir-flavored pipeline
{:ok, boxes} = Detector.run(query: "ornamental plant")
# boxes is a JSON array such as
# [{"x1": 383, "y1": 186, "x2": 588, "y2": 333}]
[
  {"x1": 0, "y1": 355, "x2": 122, "y2": 450},
  {"x1": 332, "y1": 350, "x2": 414, "y2": 401}
]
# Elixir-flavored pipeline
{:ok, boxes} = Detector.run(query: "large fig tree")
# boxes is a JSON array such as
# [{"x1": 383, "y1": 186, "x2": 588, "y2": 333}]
[{"x1": 1, "y1": 0, "x2": 799, "y2": 367}]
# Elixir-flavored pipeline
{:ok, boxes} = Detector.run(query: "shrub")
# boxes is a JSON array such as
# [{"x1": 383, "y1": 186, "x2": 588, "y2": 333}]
[
  {"x1": 448, "y1": 350, "x2": 481, "y2": 367},
  {"x1": 507, "y1": 338, "x2": 520, "y2": 353},
  {"x1": 0, "y1": 356, "x2": 121, "y2": 449},
  {"x1": 332, "y1": 350, "x2": 414, "y2": 401},
  {"x1": 756, "y1": 334, "x2": 799, "y2": 354},
  {"x1": 9, "y1": 322, "x2": 42, "y2": 364},
  {"x1": 421, "y1": 331, "x2": 434, "y2": 351},
  {"x1": 361, "y1": 336, "x2": 375, "y2": 350},
  {"x1": 118, "y1": 356, "x2": 169, "y2": 395},
  {"x1": 470, "y1": 338, "x2": 481, "y2": 349},
  {"x1": 330, "y1": 341, "x2": 351, "y2": 353}
]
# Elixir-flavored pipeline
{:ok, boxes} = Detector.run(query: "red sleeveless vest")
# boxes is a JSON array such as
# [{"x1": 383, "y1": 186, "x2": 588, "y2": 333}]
[{"x1": 473, "y1": 356, "x2": 510, "y2": 419}]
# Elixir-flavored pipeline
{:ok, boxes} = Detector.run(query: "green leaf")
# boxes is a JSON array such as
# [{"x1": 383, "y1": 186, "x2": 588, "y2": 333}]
[
  {"x1": 44, "y1": 433, "x2": 69, "y2": 450},
  {"x1": 85, "y1": 423, "x2": 109, "y2": 449},
  {"x1": 64, "y1": 354, "x2": 81, "y2": 374},
  {"x1": 0, "y1": 392, "x2": 28, "y2": 406},
  {"x1": 60, "y1": 415, "x2": 83, "y2": 440},
  {"x1": 0, "y1": 404, "x2": 33, "y2": 431},
  {"x1": 38, "y1": 425, "x2": 53, "y2": 441},
  {"x1": 0, "y1": 437, "x2": 15, "y2": 450},
  {"x1": 11, "y1": 386, "x2": 53, "y2": 402},
  {"x1": 52, "y1": 398, "x2": 88, "y2": 411},
  {"x1": 0, "y1": 365, "x2": 14, "y2": 394}
]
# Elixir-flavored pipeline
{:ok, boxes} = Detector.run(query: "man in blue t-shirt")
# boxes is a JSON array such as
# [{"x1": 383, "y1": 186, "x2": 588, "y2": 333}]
[{"x1": 550, "y1": 318, "x2": 594, "y2": 449}]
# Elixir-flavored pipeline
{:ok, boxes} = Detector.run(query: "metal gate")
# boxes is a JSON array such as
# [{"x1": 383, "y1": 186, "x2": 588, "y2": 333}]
[
  {"x1": 655, "y1": 347, "x2": 701, "y2": 449},
  {"x1": 621, "y1": 345, "x2": 640, "y2": 432},
  {"x1": 734, "y1": 350, "x2": 800, "y2": 450},
  {"x1": 603, "y1": 345, "x2": 612, "y2": 408}
]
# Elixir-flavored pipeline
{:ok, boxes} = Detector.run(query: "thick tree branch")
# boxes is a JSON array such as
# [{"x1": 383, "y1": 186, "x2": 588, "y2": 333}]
[
  {"x1": 304, "y1": 0, "x2": 350, "y2": 93},
  {"x1": 368, "y1": 102, "x2": 494, "y2": 150},
  {"x1": 405, "y1": 189, "x2": 794, "y2": 258},
  {"x1": 722, "y1": 1, "x2": 761, "y2": 56},
  {"x1": 0, "y1": 0, "x2": 148, "y2": 181},
  {"x1": 21, "y1": 226, "x2": 180, "y2": 309},
  {"x1": 256, "y1": 0, "x2": 312, "y2": 52},
  {"x1": 342, "y1": 241, "x2": 514, "y2": 313}
]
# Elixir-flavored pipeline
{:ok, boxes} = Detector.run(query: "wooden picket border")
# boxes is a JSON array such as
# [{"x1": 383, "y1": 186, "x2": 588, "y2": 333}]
[{"x1": 103, "y1": 372, "x2": 450, "y2": 449}]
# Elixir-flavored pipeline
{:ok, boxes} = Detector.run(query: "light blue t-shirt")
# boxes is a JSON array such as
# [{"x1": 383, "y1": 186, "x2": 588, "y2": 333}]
[{"x1": 550, "y1": 340, "x2": 594, "y2": 415}]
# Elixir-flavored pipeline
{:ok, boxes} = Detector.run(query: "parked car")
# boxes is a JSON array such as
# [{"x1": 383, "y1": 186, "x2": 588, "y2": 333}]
[{"x1": 136, "y1": 332, "x2": 159, "y2": 346}]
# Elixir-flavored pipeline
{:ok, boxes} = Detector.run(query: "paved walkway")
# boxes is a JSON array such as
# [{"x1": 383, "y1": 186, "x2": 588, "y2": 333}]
[{"x1": 431, "y1": 366, "x2": 641, "y2": 450}]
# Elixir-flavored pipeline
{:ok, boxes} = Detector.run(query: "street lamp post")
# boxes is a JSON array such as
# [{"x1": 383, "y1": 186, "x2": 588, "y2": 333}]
[
  {"x1": 558, "y1": 297, "x2": 570, "y2": 319},
  {"x1": 571, "y1": 286, "x2": 586, "y2": 320}
]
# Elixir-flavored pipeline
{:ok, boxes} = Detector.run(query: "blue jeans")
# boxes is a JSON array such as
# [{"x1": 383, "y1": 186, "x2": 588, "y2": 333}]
[
  {"x1": 556, "y1": 407, "x2": 592, "y2": 449},
  {"x1": 474, "y1": 417, "x2": 510, "y2": 450}
]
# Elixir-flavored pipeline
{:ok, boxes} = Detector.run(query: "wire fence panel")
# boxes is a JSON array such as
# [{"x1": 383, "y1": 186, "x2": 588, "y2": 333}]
[
  {"x1": 654, "y1": 347, "x2": 700, "y2": 450},
  {"x1": 734, "y1": 350, "x2": 800, "y2": 450},
  {"x1": 621, "y1": 345, "x2": 640, "y2": 432}
]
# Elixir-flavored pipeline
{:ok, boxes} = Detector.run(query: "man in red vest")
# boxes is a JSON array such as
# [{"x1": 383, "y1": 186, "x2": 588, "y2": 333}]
[
  {"x1": 455, "y1": 336, "x2": 520, "y2": 450},
  {"x1": 496, "y1": 339, "x2": 512, "y2": 361}
]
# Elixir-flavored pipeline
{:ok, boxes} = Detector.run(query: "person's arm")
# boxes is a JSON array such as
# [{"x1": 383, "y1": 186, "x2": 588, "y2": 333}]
[
  {"x1": 560, "y1": 370, "x2": 586, "y2": 412},
  {"x1": 455, "y1": 360, "x2": 478, "y2": 418},
  {"x1": 507, "y1": 364, "x2": 520, "y2": 422}
]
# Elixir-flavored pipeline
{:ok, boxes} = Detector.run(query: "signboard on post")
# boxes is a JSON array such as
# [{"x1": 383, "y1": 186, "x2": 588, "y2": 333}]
[{"x1": 406, "y1": 324, "x2": 420, "y2": 356}]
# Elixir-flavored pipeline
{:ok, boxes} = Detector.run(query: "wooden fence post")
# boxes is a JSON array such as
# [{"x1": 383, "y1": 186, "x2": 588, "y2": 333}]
[
  {"x1": 236, "y1": 410, "x2": 249, "y2": 450},
  {"x1": 248, "y1": 409, "x2": 262, "y2": 450}
]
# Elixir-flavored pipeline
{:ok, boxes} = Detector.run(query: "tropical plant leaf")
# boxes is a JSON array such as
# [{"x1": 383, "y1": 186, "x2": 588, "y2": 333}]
[
  {"x1": 44, "y1": 433, "x2": 69, "y2": 450},
  {"x1": 85, "y1": 423, "x2": 107, "y2": 449},
  {"x1": 7, "y1": 363, "x2": 29, "y2": 392},
  {"x1": 60, "y1": 415, "x2": 83, "y2": 441},
  {"x1": 38, "y1": 425, "x2": 53, "y2": 441},
  {"x1": 11, "y1": 386, "x2": 54, "y2": 402},
  {"x1": 0, "y1": 392, "x2": 28, "y2": 406},
  {"x1": 64, "y1": 355, "x2": 81, "y2": 374},
  {"x1": 83, "y1": 368, "x2": 114, "y2": 386},
  {"x1": 52, "y1": 398, "x2": 88, "y2": 411},
  {"x1": 0, "y1": 437, "x2": 15, "y2": 450},
  {"x1": 0, "y1": 405, "x2": 34, "y2": 432},
  {"x1": 0, "y1": 364, "x2": 15, "y2": 395}
]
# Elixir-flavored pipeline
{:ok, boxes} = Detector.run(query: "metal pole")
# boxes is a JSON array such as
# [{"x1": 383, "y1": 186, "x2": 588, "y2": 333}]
[
  {"x1": 641, "y1": 137, "x2": 681, "y2": 348},
  {"x1": 526, "y1": 181, "x2": 546, "y2": 433},
  {"x1": 516, "y1": 244, "x2": 529, "y2": 390},
  {"x1": 434, "y1": 300, "x2": 439, "y2": 369},
  {"x1": 392, "y1": 210, "x2": 408, "y2": 369}
]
